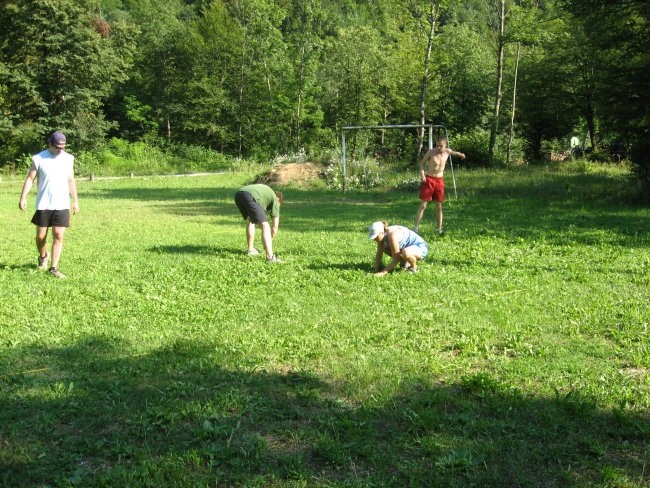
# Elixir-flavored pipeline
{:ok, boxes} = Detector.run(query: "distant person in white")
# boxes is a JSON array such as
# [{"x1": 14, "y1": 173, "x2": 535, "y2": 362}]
[
  {"x1": 570, "y1": 136, "x2": 580, "y2": 149},
  {"x1": 19, "y1": 131, "x2": 79, "y2": 278}
]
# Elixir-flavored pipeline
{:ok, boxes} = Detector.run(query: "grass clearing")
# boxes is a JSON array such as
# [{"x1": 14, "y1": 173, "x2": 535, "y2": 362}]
[{"x1": 0, "y1": 164, "x2": 648, "y2": 486}]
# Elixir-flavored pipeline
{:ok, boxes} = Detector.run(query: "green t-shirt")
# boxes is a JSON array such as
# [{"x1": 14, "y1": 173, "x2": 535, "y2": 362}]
[{"x1": 239, "y1": 184, "x2": 280, "y2": 217}]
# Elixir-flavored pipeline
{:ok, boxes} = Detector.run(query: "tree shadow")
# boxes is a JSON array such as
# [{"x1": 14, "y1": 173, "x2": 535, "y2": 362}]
[
  {"x1": 1, "y1": 337, "x2": 647, "y2": 486},
  {"x1": 306, "y1": 261, "x2": 370, "y2": 272},
  {"x1": 86, "y1": 186, "x2": 235, "y2": 203},
  {"x1": 449, "y1": 172, "x2": 650, "y2": 248},
  {"x1": 82, "y1": 173, "x2": 649, "y2": 251},
  {"x1": 0, "y1": 263, "x2": 39, "y2": 272},
  {"x1": 148, "y1": 245, "x2": 243, "y2": 258}
]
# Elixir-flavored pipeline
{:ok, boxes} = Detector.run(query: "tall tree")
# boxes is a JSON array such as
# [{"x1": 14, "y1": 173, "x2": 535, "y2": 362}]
[
  {"x1": 562, "y1": 0, "x2": 649, "y2": 190},
  {"x1": 435, "y1": 22, "x2": 493, "y2": 135},
  {"x1": 506, "y1": 41, "x2": 520, "y2": 165},
  {"x1": 101, "y1": 0, "x2": 188, "y2": 142},
  {"x1": 516, "y1": 28, "x2": 579, "y2": 160},
  {"x1": 0, "y1": 0, "x2": 135, "y2": 165},
  {"x1": 412, "y1": 0, "x2": 442, "y2": 158},
  {"x1": 281, "y1": 0, "x2": 327, "y2": 153},
  {"x1": 487, "y1": 0, "x2": 506, "y2": 164},
  {"x1": 319, "y1": 25, "x2": 385, "y2": 131}
]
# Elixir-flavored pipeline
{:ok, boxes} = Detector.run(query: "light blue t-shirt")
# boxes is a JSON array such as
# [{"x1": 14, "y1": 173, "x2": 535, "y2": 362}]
[{"x1": 383, "y1": 225, "x2": 428, "y2": 259}]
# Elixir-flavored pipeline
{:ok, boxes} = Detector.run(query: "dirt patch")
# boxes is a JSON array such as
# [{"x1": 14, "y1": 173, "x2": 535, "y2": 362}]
[{"x1": 254, "y1": 162, "x2": 323, "y2": 186}]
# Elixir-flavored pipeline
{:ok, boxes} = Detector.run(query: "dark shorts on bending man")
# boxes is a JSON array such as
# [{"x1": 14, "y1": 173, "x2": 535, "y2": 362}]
[
  {"x1": 234, "y1": 191, "x2": 267, "y2": 224},
  {"x1": 31, "y1": 209, "x2": 70, "y2": 228}
]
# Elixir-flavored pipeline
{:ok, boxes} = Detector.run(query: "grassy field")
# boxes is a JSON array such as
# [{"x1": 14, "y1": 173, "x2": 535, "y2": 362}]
[{"x1": 0, "y1": 163, "x2": 648, "y2": 487}]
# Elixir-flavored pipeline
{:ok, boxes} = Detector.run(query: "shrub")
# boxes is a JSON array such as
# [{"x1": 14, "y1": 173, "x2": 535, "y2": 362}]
[
  {"x1": 323, "y1": 155, "x2": 383, "y2": 190},
  {"x1": 168, "y1": 143, "x2": 233, "y2": 173},
  {"x1": 453, "y1": 129, "x2": 491, "y2": 167},
  {"x1": 74, "y1": 138, "x2": 241, "y2": 177}
]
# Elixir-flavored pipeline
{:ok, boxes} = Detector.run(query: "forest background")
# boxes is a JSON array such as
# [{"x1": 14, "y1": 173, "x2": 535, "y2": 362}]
[{"x1": 0, "y1": 0, "x2": 648, "y2": 192}]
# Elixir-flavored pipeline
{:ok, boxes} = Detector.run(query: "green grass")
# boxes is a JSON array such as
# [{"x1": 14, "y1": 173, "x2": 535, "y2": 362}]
[{"x1": 0, "y1": 164, "x2": 648, "y2": 487}]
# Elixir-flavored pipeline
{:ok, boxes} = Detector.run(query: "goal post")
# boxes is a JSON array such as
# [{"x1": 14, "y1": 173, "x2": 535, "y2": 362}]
[{"x1": 341, "y1": 124, "x2": 457, "y2": 197}]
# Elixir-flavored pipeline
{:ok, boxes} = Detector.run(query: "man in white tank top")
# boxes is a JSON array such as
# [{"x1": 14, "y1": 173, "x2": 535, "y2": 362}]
[{"x1": 18, "y1": 131, "x2": 79, "y2": 278}]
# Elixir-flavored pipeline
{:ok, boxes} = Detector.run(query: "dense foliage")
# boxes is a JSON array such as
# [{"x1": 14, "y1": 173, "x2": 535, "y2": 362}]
[{"x1": 0, "y1": 0, "x2": 647, "y2": 186}]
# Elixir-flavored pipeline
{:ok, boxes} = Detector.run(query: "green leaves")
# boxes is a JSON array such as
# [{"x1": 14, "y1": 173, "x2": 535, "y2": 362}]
[{"x1": 0, "y1": 0, "x2": 137, "y2": 161}]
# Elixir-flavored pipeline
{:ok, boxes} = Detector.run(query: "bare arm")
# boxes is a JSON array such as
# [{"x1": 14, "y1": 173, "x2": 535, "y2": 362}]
[
  {"x1": 270, "y1": 216, "x2": 279, "y2": 238},
  {"x1": 374, "y1": 242, "x2": 384, "y2": 272},
  {"x1": 69, "y1": 171, "x2": 79, "y2": 214},
  {"x1": 418, "y1": 149, "x2": 434, "y2": 181},
  {"x1": 447, "y1": 148, "x2": 466, "y2": 159},
  {"x1": 18, "y1": 164, "x2": 37, "y2": 211},
  {"x1": 374, "y1": 231, "x2": 402, "y2": 276}
]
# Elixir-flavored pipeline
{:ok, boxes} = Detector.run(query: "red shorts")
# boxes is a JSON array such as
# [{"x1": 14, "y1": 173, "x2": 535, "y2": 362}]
[{"x1": 418, "y1": 176, "x2": 444, "y2": 202}]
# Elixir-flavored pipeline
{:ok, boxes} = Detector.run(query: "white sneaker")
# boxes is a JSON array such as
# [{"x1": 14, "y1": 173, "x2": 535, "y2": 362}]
[
  {"x1": 266, "y1": 254, "x2": 282, "y2": 263},
  {"x1": 48, "y1": 267, "x2": 66, "y2": 279},
  {"x1": 37, "y1": 253, "x2": 49, "y2": 269},
  {"x1": 247, "y1": 248, "x2": 260, "y2": 256}
]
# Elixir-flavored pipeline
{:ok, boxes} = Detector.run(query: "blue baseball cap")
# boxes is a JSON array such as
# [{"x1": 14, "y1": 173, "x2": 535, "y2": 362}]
[{"x1": 48, "y1": 131, "x2": 66, "y2": 145}]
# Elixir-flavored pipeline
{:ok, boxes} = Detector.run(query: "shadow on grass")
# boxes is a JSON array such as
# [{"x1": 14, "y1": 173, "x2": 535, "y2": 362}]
[
  {"x1": 1, "y1": 337, "x2": 647, "y2": 487},
  {"x1": 148, "y1": 245, "x2": 244, "y2": 258},
  {"x1": 306, "y1": 261, "x2": 370, "y2": 272},
  {"x1": 0, "y1": 263, "x2": 39, "y2": 272},
  {"x1": 85, "y1": 186, "x2": 236, "y2": 203},
  {"x1": 85, "y1": 172, "x2": 650, "y2": 249},
  {"x1": 149, "y1": 244, "x2": 250, "y2": 259},
  {"x1": 448, "y1": 171, "x2": 650, "y2": 247}
]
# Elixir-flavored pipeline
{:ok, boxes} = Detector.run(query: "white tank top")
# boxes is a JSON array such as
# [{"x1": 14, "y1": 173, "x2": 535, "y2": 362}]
[{"x1": 32, "y1": 149, "x2": 74, "y2": 210}]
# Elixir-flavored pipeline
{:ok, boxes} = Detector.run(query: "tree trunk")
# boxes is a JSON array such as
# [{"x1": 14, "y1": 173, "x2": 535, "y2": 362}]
[
  {"x1": 295, "y1": 44, "x2": 305, "y2": 150},
  {"x1": 262, "y1": 56, "x2": 284, "y2": 153},
  {"x1": 506, "y1": 42, "x2": 520, "y2": 165},
  {"x1": 416, "y1": 0, "x2": 439, "y2": 160},
  {"x1": 531, "y1": 132, "x2": 542, "y2": 160},
  {"x1": 238, "y1": 43, "x2": 247, "y2": 159},
  {"x1": 488, "y1": 0, "x2": 506, "y2": 164},
  {"x1": 585, "y1": 101, "x2": 597, "y2": 152}
]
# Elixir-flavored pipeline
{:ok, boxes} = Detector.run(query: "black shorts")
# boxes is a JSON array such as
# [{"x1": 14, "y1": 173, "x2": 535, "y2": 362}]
[
  {"x1": 234, "y1": 191, "x2": 267, "y2": 224},
  {"x1": 31, "y1": 209, "x2": 70, "y2": 228}
]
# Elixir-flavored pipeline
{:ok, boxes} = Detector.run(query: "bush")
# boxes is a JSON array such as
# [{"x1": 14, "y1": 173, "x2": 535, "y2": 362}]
[
  {"x1": 4, "y1": 153, "x2": 33, "y2": 175},
  {"x1": 323, "y1": 155, "x2": 383, "y2": 190},
  {"x1": 630, "y1": 137, "x2": 650, "y2": 202},
  {"x1": 167, "y1": 143, "x2": 234, "y2": 173},
  {"x1": 74, "y1": 138, "x2": 240, "y2": 177},
  {"x1": 271, "y1": 148, "x2": 308, "y2": 166},
  {"x1": 453, "y1": 129, "x2": 491, "y2": 167}
]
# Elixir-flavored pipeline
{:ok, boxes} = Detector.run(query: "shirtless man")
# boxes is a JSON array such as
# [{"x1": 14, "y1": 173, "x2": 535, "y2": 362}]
[{"x1": 414, "y1": 136, "x2": 465, "y2": 235}]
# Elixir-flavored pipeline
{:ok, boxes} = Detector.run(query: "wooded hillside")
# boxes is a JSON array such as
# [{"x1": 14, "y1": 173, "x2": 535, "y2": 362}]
[{"x1": 1, "y1": 0, "x2": 647, "y2": 183}]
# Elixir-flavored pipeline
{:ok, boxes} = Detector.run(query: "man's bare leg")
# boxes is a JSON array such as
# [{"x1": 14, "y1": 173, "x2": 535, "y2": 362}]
[
  {"x1": 260, "y1": 222, "x2": 274, "y2": 259},
  {"x1": 50, "y1": 227, "x2": 66, "y2": 268},
  {"x1": 246, "y1": 220, "x2": 257, "y2": 253},
  {"x1": 434, "y1": 201, "x2": 443, "y2": 233},
  {"x1": 36, "y1": 227, "x2": 48, "y2": 260}
]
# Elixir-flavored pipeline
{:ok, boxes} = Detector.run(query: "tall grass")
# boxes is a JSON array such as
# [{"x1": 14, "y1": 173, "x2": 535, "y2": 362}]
[
  {"x1": 0, "y1": 163, "x2": 647, "y2": 486},
  {"x1": 72, "y1": 138, "x2": 242, "y2": 177}
]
